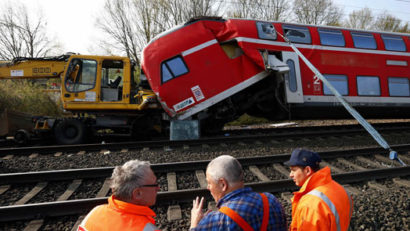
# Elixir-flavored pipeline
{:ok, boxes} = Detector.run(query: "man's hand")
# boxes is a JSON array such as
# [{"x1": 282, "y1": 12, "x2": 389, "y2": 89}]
[{"x1": 190, "y1": 196, "x2": 205, "y2": 229}]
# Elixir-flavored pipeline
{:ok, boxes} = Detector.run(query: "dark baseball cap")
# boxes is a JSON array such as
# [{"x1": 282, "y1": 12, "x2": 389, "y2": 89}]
[{"x1": 284, "y1": 148, "x2": 321, "y2": 167}]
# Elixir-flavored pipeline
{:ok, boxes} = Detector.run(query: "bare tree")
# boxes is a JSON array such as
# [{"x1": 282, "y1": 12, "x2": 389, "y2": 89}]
[
  {"x1": 188, "y1": 0, "x2": 221, "y2": 17},
  {"x1": 396, "y1": 23, "x2": 409, "y2": 33},
  {"x1": 135, "y1": 0, "x2": 165, "y2": 42},
  {"x1": 227, "y1": 0, "x2": 291, "y2": 21},
  {"x1": 0, "y1": 5, "x2": 23, "y2": 59},
  {"x1": 373, "y1": 11, "x2": 409, "y2": 32},
  {"x1": 96, "y1": 0, "x2": 141, "y2": 63},
  {"x1": 344, "y1": 7, "x2": 374, "y2": 30},
  {"x1": 261, "y1": 0, "x2": 291, "y2": 21},
  {"x1": 0, "y1": 2, "x2": 55, "y2": 60},
  {"x1": 293, "y1": 0, "x2": 343, "y2": 25},
  {"x1": 344, "y1": 8, "x2": 410, "y2": 33},
  {"x1": 160, "y1": 0, "x2": 225, "y2": 27},
  {"x1": 18, "y1": 6, "x2": 54, "y2": 58},
  {"x1": 97, "y1": 0, "x2": 224, "y2": 63},
  {"x1": 226, "y1": 0, "x2": 256, "y2": 19}
]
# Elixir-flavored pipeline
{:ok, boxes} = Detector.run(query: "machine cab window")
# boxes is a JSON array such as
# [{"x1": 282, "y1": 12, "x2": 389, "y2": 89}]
[
  {"x1": 283, "y1": 25, "x2": 311, "y2": 44},
  {"x1": 65, "y1": 58, "x2": 97, "y2": 93},
  {"x1": 161, "y1": 56, "x2": 188, "y2": 84},
  {"x1": 101, "y1": 60, "x2": 124, "y2": 102}
]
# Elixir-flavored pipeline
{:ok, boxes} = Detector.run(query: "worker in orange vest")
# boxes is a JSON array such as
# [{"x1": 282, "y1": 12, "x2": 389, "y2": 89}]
[
  {"x1": 77, "y1": 160, "x2": 160, "y2": 231},
  {"x1": 284, "y1": 148, "x2": 353, "y2": 231},
  {"x1": 190, "y1": 155, "x2": 287, "y2": 230}
]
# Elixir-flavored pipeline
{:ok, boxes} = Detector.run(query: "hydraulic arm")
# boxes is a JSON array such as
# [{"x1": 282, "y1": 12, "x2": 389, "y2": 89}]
[{"x1": 0, "y1": 55, "x2": 69, "y2": 79}]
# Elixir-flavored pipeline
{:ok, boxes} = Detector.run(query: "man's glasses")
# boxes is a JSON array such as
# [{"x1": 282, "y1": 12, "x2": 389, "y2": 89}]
[{"x1": 141, "y1": 183, "x2": 159, "y2": 187}]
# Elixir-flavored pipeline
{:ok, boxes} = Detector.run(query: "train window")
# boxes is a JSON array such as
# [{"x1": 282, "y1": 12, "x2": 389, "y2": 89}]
[
  {"x1": 285, "y1": 60, "x2": 297, "y2": 92},
  {"x1": 283, "y1": 25, "x2": 311, "y2": 44},
  {"x1": 161, "y1": 64, "x2": 173, "y2": 82},
  {"x1": 161, "y1": 56, "x2": 189, "y2": 84},
  {"x1": 351, "y1": 32, "x2": 377, "y2": 49},
  {"x1": 318, "y1": 28, "x2": 345, "y2": 47},
  {"x1": 388, "y1": 77, "x2": 410, "y2": 96},
  {"x1": 382, "y1": 35, "x2": 406, "y2": 51},
  {"x1": 323, "y1": 75, "x2": 348, "y2": 95},
  {"x1": 256, "y1": 22, "x2": 277, "y2": 40},
  {"x1": 357, "y1": 76, "x2": 380, "y2": 96}
]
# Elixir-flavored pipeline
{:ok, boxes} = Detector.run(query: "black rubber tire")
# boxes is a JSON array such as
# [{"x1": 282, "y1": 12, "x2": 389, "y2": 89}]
[
  {"x1": 54, "y1": 119, "x2": 86, "y2": 145},
  {"x1": 14, "y1": 129, "x2": 30, "y2": 145}
]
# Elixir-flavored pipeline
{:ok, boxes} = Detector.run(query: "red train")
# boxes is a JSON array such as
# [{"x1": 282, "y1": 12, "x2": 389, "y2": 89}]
[{"x1": 142, "y1": 17, "x2": 410, "y2": 132}]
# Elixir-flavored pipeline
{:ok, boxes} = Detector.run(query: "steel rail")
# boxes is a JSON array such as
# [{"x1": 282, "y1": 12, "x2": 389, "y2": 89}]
[
  {"x1": 1, "y1": 144, "x2": 410, "y2": 184},
  {"x1": 1, "y1": 123, "x2": 409, "y2": 157},
  {"x1": 0, "y1": 166, "x2": 409, "y2": 222},
  {"x1": 220, "y1": 122, "x2": 410, "y2": 135}
]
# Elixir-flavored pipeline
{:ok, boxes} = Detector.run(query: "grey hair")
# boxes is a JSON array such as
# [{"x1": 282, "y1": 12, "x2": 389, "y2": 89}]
[
  {"x1": 207, "y1": 155, "x2": 243, "y2": 186},
  {"x1": 110, "y1": 159, "x2": 151, "y2": 201}
]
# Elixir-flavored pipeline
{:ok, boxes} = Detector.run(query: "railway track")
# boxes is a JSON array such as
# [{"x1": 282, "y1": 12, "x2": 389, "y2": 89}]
[
  {"x1": 1, "y1": 121, "x2": 410, "y2": 158},
  {"x1": 1, "y1": 145, "x2": 409, "y2": 230},
  {"x1": 220, "y1": 121, "x2": 410, "y2": 136}
]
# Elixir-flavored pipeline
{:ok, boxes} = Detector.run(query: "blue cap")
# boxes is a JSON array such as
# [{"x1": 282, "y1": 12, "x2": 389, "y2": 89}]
[{"x1": 284, "y1": 148, "x2": 321, "y2": 167}]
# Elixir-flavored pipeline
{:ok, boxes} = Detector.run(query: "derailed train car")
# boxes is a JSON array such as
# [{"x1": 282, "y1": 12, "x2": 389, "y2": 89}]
[{"x1": 142, "y1": 17, "x2": 410, "y2": 132}]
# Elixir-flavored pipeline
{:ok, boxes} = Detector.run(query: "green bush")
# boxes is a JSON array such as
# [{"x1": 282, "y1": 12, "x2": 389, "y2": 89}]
[{"x1": 0, "y1": 80, "x2": 63, "y2": 116}]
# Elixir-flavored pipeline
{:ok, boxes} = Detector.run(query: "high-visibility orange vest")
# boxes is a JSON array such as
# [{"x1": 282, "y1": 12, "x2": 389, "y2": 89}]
[
  {"x1": 290, "y1": 167, "x2": 353, "y2": 231},
  {"x1": 77, "y1": 196, "x2": 160, "y2": 231},
  {"x1": 219, "y1": 193, "x2": 269, "y2": 231}
]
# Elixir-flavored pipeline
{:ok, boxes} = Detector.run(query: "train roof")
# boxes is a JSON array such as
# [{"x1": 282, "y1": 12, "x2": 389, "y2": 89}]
[{"x1": 147, "y1": 17, "x2": 410, "y2": 46}]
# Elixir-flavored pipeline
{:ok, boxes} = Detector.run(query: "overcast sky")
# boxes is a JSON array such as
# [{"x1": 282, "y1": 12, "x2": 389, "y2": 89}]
[
  {"x1": 3, "y1": 0, "x2": 106, "y2": 55},
  {"x1": 1, "y1": 0, "x2": 409, "y2": 55}
]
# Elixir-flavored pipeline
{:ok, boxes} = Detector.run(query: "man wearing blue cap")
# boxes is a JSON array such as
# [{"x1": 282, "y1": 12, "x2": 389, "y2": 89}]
[{"x1": 284, "y1": 148, "x2": 353, "y2": 231}]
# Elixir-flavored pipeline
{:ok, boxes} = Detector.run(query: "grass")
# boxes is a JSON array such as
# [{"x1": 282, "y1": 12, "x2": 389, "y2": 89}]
[{"x1": 225, "y1": 113, "x2": 271, "y2": 126}]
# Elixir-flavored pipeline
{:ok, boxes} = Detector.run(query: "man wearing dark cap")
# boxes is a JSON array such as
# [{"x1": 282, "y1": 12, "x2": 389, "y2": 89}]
[{"x1": 285, "y1": 148, "x2": 353, "y2": 231}]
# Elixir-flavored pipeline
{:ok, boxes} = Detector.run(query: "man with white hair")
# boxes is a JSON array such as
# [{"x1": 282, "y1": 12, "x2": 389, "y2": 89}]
[
  {"x1": 78, "y1": 160, "x2": 160, "y2": 231},
  {"x1": 190, "y1": 155, "x2": 287, "y2": 230}
]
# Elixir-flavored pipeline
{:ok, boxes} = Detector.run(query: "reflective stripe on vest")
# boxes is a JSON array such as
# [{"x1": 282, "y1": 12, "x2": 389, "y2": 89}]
[
  {"x1": 307, "y1": 189, "x2": 341, "y2": 231},
  {"x1": 260, "y1": 193, "x2": 269, "y2": 230},
  {"x1": 347, "y1": 191, "x2": 353, "y2": 230},
  {"x1": 219, "y1": 193, "x2": 269, "y2": 231}
]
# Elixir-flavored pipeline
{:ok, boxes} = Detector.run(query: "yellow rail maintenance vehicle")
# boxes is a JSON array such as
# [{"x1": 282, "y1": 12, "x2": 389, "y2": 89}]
[{"x1": 0, "y1": 54, "x2": 163, "y2": 145}]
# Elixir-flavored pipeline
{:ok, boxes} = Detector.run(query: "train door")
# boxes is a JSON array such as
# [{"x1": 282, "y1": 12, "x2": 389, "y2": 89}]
[{"x1": 282, "y1": 51, "x2": 304, "y2": 103}]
